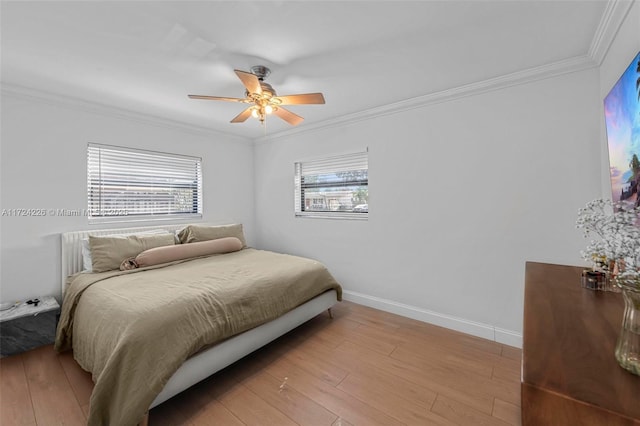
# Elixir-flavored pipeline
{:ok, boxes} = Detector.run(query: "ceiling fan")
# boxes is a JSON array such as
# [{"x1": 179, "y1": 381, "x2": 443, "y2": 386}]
[{"x1": 188, "y1": 65, "x2": 325, "y2": 126}]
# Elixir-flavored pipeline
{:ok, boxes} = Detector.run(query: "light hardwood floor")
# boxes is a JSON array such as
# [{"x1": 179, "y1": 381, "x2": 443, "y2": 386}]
[{"x1": 0, "y1": 301, "x2": 522, "y2": 425}]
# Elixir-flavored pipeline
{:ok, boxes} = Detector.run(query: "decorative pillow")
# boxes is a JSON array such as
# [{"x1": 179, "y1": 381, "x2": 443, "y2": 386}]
[
  {"x1": 89, "y1": 233, "x2": 176, "y2": 273},
  {"x1": 81, "y1": 229, "x2": 172, "y2": 272},
  {"x1": 123, "y1": 237, "x2": 243, "y2": 270},
  {"x1": 177, "y1": 224, "x2": 247, "y2": 247}
]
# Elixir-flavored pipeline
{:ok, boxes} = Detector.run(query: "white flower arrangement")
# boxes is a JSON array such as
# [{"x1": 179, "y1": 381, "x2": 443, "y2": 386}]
[{"x1": 576, "y1": 199, "x2": 640, "y2": 286}]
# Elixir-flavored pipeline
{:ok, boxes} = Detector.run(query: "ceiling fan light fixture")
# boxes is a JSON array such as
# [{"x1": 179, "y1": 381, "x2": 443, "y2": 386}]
[
  {"x1": 260, "y1": 83, "x2": 275, "y2": 98},
  {"x1": 189, "y1": 65, "x2": 323, "y2": 128}
]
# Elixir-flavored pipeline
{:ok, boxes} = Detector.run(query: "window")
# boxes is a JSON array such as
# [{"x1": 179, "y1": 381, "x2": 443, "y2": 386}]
[
  {"x1": 294, "y1": 151, "x2": 368, "y2": 219},
  {"x1": 87, "y1": 143, "x2": 202, "y2": 222}
]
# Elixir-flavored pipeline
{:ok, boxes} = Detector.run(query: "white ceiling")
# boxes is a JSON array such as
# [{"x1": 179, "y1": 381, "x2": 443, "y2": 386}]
[{"x1": 1, "y1": 1, "x2": 610, "y2": 139}]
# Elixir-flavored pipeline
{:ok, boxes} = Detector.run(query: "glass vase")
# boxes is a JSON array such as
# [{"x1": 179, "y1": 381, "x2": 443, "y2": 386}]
[{"x1": 614, "y1": 282, "x2": 640, "y2": 376}]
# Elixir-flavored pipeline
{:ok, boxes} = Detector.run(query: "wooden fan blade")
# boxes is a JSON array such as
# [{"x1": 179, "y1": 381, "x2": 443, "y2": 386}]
[
  {"x1": 188, "y1": 95, "x2": 246, "y2": 102},
  {"x1": 234, "y1": 70, "x2": 262, "y2": 95},
  {"x1": 275, "y1": 93, "x2": 325, "y2": 105},
  {"x1": 230, "y1": 107, "x2": 253, "y2": 123},
  {"x1": 273, "y1": 107, "x2": 304, "y2": 126}
]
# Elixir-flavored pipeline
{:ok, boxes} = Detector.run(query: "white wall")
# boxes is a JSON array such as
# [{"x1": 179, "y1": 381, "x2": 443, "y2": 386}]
[
  {"x1": 0, "y1": 92, "x2": 254, "y2": 303},
  {"x1": 253, "y1": 68, "x2": 602, "y2": 346},
  {"x1": 598, "y1": 0, "x2": 640, "y2": 197}
]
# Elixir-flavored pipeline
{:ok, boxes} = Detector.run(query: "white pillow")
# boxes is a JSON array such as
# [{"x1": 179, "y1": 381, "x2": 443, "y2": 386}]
[{"x1": 81, "y1": 229, "x2": 173, "y2": 272}]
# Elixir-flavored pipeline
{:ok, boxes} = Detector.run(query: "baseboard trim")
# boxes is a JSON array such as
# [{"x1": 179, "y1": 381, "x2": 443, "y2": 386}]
[
  {"x1": 342, "y1": 290, "x2": 522, "y2": 349},
  {"x1": 494, "y1": 327, "x2": 523, "y2": 348}
]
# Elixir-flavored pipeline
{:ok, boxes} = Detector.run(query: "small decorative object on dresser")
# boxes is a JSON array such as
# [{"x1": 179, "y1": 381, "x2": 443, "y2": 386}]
[
  {"x1": 580, "y1": 269, "x2": 607, "y2": 290},
  {"x1": 0, "y1": 296, "x2": 60, "y2": 357}
]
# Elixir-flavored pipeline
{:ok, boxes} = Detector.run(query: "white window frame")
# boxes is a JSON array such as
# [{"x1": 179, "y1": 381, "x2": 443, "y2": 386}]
[
  {"x1": 294, "y1": 151, "x2": 368, "y2": 220},
  {"x1": 87, "y1": 143, "x2": 203, "y2": 223}
]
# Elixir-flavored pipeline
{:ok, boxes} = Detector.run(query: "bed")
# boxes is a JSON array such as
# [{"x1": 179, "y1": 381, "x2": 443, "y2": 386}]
[{"x1": 57, "y1": 223, "x2": 342, "y2": 426}]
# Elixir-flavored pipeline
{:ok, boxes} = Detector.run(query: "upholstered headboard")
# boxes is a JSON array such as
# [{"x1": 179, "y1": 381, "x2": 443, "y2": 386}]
[{"x1": 60, "y1": 223, "x2": 218, "y2": 296}]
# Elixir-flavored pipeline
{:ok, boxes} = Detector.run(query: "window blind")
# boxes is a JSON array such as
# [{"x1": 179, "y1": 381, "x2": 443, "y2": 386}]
[
  {"x1": 294, "y1": 151, "x2": 368, "y2": 219},
  {"x1": 87, "y1": 143, "x2": 202, "y2": 222}
]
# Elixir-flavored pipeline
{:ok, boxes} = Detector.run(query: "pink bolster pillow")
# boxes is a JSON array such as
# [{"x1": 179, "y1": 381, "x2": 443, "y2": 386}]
[{"x1": 132, "y1": 237, "x2": 242, "y2": 268}]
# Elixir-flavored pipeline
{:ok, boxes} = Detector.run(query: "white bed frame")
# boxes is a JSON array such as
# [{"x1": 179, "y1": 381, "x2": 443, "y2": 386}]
[{"x1": 60, "y1": 224, "x2": 338, "y2": 409}]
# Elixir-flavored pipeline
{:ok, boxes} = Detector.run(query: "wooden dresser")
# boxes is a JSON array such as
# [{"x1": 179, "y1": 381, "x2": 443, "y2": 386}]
[{"x1": 522, "y1": 262, "x2": 640, "y2": 425}]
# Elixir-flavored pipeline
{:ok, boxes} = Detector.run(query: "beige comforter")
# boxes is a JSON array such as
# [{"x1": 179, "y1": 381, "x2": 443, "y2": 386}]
[{"x1": 55, "y1": 248, "x2": 342, "y2": 426}]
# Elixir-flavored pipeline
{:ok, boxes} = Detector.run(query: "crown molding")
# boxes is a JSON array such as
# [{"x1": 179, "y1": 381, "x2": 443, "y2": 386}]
[
  {"x1": 255, "y1": 54, "x2": 598, "y2": 143},
  {"x1": 588, "y1": 0, "x2": 635, "y2": 65},
  {"x1": 0, "y1": 83, "x2": 252, "y2": 143}
]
